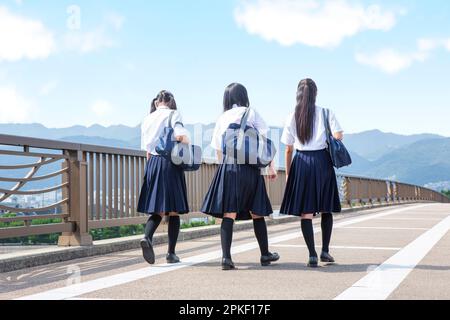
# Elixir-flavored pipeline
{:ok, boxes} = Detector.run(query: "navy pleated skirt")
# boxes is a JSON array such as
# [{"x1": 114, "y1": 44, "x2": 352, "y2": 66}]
[
  {"x1": 137, "y1": 155, "x2": 189, "y2": 216},
  {"x1": 280, "y1": 149, "x2": 341, "y2": 216},
  {"x1": 201, "y1": 160, "x2": 273, "y2": 221}
]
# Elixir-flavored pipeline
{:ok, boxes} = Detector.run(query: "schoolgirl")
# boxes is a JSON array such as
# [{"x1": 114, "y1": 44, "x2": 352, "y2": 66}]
[
  {"x1": 138, "y1": 90, "x2": 190, "y2": 265},
  {"x1": 201, "y1": 83, "x2": 280, "y2": 270},
  {"x1": 280, "y1": 79, "x2": 344, "y2": 268}
]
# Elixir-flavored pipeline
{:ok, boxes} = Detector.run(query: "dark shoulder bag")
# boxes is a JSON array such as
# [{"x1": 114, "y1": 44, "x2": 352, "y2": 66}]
[
  {"x1": 323, "y1": 108, "x2": 352, "y2": 169},
  {"x1": 222, "y1": 108, "x2": 276, "y2": 168},
  {"x1": 155, "y1": 111, "x2": 177, "y2": 159},
  {"x1": 156, "y1": 111, "x2": 202, "y2": 171}
]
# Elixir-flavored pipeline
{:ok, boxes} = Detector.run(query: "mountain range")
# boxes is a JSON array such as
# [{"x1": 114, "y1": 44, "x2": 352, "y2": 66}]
[{"x1": 0, "y1": 123, "x2": 449, "y2": 190}]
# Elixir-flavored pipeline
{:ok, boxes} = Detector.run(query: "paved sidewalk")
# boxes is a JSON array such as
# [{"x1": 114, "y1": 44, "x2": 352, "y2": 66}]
[{"x1": 0, "y1": 203, "x2": 448, "y2": 300}]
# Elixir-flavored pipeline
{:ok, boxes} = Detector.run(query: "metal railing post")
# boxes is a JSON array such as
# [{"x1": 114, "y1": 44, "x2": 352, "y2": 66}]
[
  {"x1": 393, "y1": 182, "x2": 398, "y2": 202},
  {"x1": 344, "y1": 177, "x2": 352, "y2": 207},
  {"x1": 58, "y1": 150, "x2": 93, "y2": 246}
]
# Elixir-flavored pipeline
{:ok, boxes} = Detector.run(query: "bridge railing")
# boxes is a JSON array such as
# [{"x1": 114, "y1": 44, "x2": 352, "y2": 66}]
[{"x1": 1, "y1": 134, "x2": 448, "y2": 246}]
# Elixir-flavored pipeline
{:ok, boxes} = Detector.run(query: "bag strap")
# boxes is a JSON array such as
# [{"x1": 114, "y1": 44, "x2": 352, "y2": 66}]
[
  {"x1": 236, "y1": 108, "x2": 251, "y2": 149},
  {"x1": 323, "y1": 108, "x2": 332, "y2": 145},
  {"x1": 235, "y1": 108, "x2": 250, "y2": 214},
  {"x1": 167, "y1": 111, "x2": 175, "y2": 128},
  {"x1": 168, "y1": 111, "x2": 184, "y2": 129}
]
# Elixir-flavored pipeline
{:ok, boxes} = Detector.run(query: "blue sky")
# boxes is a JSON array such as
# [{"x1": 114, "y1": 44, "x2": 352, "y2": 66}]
[{"x1": 0, "y1": 0, "x2": 449, "y2": 136}]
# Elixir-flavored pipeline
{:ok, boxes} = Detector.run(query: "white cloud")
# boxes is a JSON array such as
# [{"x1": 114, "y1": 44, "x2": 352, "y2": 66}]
[
  {"x1": 0, "y1": 87, "x2": 32, "y2": 123},
  {"x1": 105, "y1": 13, "x2": 125, "y2": 31},
  {"x1": 0, "y1": 6, "x2": 55, "y2": 62},
  {"x1": 63, "y1": 13, "x2": 124, "y2": 54},
  {"x1": 355, "y1": 50, "x2": 422, "y2": 74},
  {"x1": 356, "y1": 37, "x2": 450, "y2": 74},
  {"x1": 417, "y1": 38, "x2": 450, "y2": 53},
  {"x1": 91, "y1": 100, "x2": 113, "y2": 116},
  {"x1": 417, "y1": 38, "x2": 440, "y2": 52},
  {"x1": 64, "y1": 28, "x2": 115, "y2": 54},
  {"x1": 39, "y1": 80, "x2": 58, "y2": 96},
  {"x1": 445, "y1": 39, "x2": 450, "y2": 52},
  {"x1": 234, "y1": 0, "x2": 401, "y2": 48},
  {"x1": 123, "y1": 61, "x2": 136, "y2": 71}
]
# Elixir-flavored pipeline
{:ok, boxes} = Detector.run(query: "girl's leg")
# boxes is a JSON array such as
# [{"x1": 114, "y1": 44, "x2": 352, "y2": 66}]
[
  {"x1": 321, "y1": 213, "x2": 333, "y2": 254},
  {"x1": 144, "y1": 213, "x2": 164, "y2": 241},
  {"x1": 221, "y1": 213, "x2": 236, "y2": 270},
  {"x1": 168, "y1": 213, "x2": 180, "y2": 255},
  {"x1": 301, "y1": 214, "x2": 318, "y2": 258},
  {"x1": 166, "y1": 213, "x2": 181, "y2": 264},
  {"x1": 141, "y1": 213, "x2": 164, "y2": 265},
  {"x1": 320, "y1": 213, "x2": 335, "y2": 263},
  {"x1": 252, "y1": 213, "x2": 280, "y2": 266},
  {"x1": 251, "y1": 214, "x2": 269, "y2": 256}
]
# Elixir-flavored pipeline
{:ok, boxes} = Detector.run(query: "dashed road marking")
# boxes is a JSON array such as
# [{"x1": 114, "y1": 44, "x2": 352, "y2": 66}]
[{"x1": 272, "y1": 244, "x2": 402, "y2": 251}]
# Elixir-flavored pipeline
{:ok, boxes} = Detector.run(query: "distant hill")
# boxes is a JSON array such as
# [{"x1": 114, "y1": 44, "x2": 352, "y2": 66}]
[
  {"x1": 371, "y1": 138, "x2": 450, "y2": 185},
  {"x1": 0, "y1": 123, "x2": 140, "y2": 141},
  {"x1": 341, "y1": 138, "x2": 450, "y2": 186},
  {"x1": 60, "y1": 136, "x2": 138, "y2": 150},
  {"x1": 344, "y1": 130, "x2": 444, "y2": 161}
]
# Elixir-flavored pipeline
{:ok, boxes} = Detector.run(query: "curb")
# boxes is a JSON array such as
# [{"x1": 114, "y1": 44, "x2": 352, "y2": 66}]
[{"x1": 0, "y1": 201, "x2": 419, "y2": 273}]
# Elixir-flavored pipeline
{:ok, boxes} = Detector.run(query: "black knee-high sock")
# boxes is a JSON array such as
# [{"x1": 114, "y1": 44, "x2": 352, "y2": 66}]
[
  {"x1": 253, "y1": 218, "x2": 269, "y2": 256},
  {"x1": 144, "y1": 214, "x2": 162, "y2": 241},
  {"x1": 168, "y1": 216, "x2": 180, "y2": 254},
  {"x1": 301, "y1": 219, "x2": 317, "y2": 258},
  {"x1": 321, "y1": 213, "x2": 333, "y2": 254},
  {"x1": 221, "y1": 218, "x2": 234, "y2": 259}
]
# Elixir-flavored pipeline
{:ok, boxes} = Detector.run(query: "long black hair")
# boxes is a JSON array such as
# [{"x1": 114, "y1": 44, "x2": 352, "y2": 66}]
[
  {"x1": 223, "y1": 83, "x2": 250, "y2": 112},
  {"x1": 150, "y1": 90, "x2": 177, "y2": 113},
  {"x1": 295, "y1": 78, "x2": 318, "y2": 144}
]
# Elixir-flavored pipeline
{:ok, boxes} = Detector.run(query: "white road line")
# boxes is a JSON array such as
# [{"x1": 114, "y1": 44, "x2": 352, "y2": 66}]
[
  {"x1": 375, "y1": 218, "x2": 442, "y2": 221},
  {"x1": 16, "y1": 204, "x2": 432, "y2": 300},
  {"x1": 404, "y1": 212, "x2": 449, "y2": 216},
  {"x1": 67, "y1": 298, "x2": 116, "y2": 300},
  {"x1": 335, "y1": 215, "x2": 450, "y2": 300},
  {"x1": 333, "y1": 204, "x2": 433, "y2": 228},
  {"x1": 340, "y1": 227, "x2": 429, "y2": 231},
  {"x1": 271, "y1": 244, "x2": 402, "y2": 251}
]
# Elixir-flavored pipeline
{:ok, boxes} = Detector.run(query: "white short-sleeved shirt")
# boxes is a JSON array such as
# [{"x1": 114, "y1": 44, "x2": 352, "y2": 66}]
[
  {"x1": 141, "y1": 106, "x2": 189, "y2": 155},
  {"x1": 210, "y1": 105, "x2": 269, "y2": 151},
  {"x1": 281, "y1": 106, "x2": 343, "y2": 151}
]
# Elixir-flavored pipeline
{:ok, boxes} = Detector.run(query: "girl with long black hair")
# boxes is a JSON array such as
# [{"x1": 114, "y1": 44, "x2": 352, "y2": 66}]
[
  {"x1": 280, "y1": 79, "x2": 344, "y2": 268},
  {"x1": 201, "y1": 83, "x2": 280, "y2": 270},
  {"x1": 138, "y1": 90, "x2": 190, "y2": 265}
]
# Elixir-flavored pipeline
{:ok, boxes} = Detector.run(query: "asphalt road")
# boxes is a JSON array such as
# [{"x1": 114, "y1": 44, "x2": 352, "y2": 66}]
[{"x1": 1, "y1": 203, "x2": 449, "y2": 300}]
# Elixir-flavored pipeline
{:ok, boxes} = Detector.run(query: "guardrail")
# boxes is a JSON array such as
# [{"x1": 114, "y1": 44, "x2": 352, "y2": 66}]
[{"x1": 1, "y1": 134, "x2": 449, "y2": 246}]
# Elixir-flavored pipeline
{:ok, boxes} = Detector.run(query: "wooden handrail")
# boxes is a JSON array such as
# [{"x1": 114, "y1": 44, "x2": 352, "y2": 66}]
[{"x1": 0, "y1": 134, "x2": 145, "y2": 157}]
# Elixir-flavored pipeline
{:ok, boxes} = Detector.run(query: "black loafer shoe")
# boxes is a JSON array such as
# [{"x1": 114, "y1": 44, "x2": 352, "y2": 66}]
[
  {"x1": 166, "y1": 253, "x2": 181, "y2": 264},
  {"x1": 261, "y1": 252, "x2": 280, "y2": 266},
  {"x1": 222, "y1": 258, "x2": 236, "y2": 271},
  {"x1": 140, "y1": 238, "x2": 155, "y2": 265},
  {"x1": 320, "y1": 252, "x2": 335, "y2": 263},
  {"x1": 307, "y1": 256, "x2": 319, "y2": 268}
]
